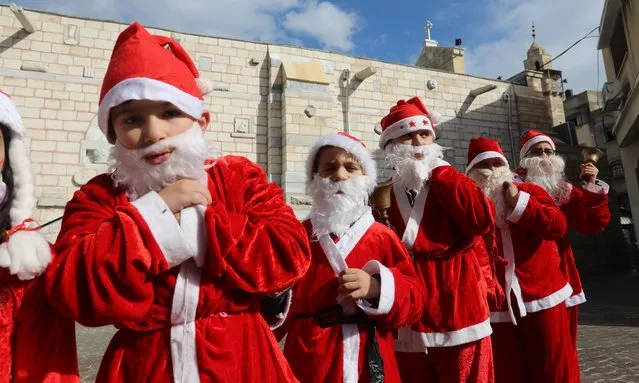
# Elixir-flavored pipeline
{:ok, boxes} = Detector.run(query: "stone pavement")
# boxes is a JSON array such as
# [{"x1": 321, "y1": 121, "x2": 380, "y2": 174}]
[
  {"x1": 578, "y1": 272, "x2": 639, "y2": 383},
  {"x1": 75, "y1": 272, "x2": 639, "y2": 382}
]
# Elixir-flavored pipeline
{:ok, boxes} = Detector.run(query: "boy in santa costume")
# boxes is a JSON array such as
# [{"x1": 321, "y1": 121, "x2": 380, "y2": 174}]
[
  {"x1": 0, "y1": 90, "x2": 79, "y2": 382},
  {"x1": 466, "y1": 136, "x2": 578, "y2": 382},
  {"x1": 45, "y1": 22, "x2": 311, "y2": 383},
  {"x1": 516, "y1": 130, "x2": 610, "y2": 378},
  {"x1": 276, "y1": 132, "x2": 425, "y2": 383},
  {"x1": 379, "y1": 97, "x2": 495, "y2": 383}
]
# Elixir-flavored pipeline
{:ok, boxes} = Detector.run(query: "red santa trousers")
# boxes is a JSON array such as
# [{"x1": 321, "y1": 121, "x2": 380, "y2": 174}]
[
  {"x1": 567, "y1": 305, "x2": 581, "y2": 383},
  {"x1": 492, "y1": 302, "x2": 578, "y2": 383},
  {"x1": 395, "y1": 336, "x2": 494, "y2": 383}
]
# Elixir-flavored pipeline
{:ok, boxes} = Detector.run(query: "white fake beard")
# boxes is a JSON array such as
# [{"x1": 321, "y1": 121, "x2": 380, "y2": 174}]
[
  {"x1": 520, "y1": 155, "x2": 567, "y2": 201},
  {"x1": 385, "y1": 143, "x2": 445, "y2": 191},
  {"x1": 309, "y1": 175, "x2": 371, "y2": 238},
  {"x1": 109, "y1": 125, "x2": 214, "y2": 201},
  {"x1": 468, "y1": 166, "x2": 514, "y2": 228}
]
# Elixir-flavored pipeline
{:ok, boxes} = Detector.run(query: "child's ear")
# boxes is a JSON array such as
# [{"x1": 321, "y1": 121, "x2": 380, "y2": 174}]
[{"x1": 198, "y1": 112, "x2": 211, "y2": 131}]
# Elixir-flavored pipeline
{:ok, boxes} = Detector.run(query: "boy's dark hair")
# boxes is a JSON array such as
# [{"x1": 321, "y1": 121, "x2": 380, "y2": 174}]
[{"x1": 0, "y1": 123, "x2": 14, "y2": 233}]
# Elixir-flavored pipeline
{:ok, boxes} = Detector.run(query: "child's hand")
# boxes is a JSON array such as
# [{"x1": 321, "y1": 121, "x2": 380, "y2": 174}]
[
  {"x1": 338, "y1": 268, "x2": 380, "y2": 301},
  {"x1": 158, "y1": 179, "x2": 212, "y2": 213}
]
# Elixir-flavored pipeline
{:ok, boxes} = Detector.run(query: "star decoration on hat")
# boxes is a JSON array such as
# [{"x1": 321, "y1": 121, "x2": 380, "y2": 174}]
[{"x1": 403, "y1": 118, "x2": 431, "y2": 130}]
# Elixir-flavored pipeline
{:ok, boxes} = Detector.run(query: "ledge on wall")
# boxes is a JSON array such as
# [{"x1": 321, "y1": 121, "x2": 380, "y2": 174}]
[
  {"x1": 280, "y1": 55, "x2": 330, "y2": 86},
  {"x1": 37, "y1": 194, "x2": 68, "y2": 208}
]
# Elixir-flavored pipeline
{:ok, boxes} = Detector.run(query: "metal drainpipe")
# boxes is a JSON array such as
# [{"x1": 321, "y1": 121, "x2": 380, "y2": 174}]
[
  {"x1": 504, "y1": 89, "x2": 517, "y2": 166},
  {"x1": 343, "y1": 69, "x2": 351, "y2": 134},
  {"x1": 266, "y1": 52, "x2": 272, "y2": 183}
]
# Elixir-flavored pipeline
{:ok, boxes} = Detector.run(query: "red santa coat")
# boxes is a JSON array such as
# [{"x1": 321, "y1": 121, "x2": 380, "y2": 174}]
[
  {"x1": 556, "y1": 181, "x2": 610, "y2": 307},
  {"x1": 489, "y1": 182, "x2": 571, "y2": 324},
  {"x1": 387, "y1": 163, "x2": 493, "y2": 350},
  {"x1": 281, "y1": 212, "x2": 425, "y2": 383},
  {"x1": 1, "y1": 270, "x2": 79, "y2": 383},
  {"x1": 46, "y1": 156, "x2": 311, "y2": 383}
]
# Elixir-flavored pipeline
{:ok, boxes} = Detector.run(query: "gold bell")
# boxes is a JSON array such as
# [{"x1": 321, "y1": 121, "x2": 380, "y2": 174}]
[
  {"x1": 369, "y1": 179, "x2": 395, "y2": 230},
  {"x1": 580, "y1": 147, "x2": 604, "y2": 165}
]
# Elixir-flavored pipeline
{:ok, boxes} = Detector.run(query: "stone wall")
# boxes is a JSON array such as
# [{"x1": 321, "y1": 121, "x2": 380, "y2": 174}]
[{"x1": 0, "y1": 5, "x2": 631, "y2": 276}]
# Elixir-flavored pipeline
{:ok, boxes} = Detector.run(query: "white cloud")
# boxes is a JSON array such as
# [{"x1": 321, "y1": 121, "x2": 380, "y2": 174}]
[
  {"x1": 464, "y1": 0, "x2": 606, "y2": 93},
  {"x1": 283, "y1": 1, "x2": 360, "y2": 51},
  {"x1": 22, "y1": 0, "x2": 360, "y2": 50}
]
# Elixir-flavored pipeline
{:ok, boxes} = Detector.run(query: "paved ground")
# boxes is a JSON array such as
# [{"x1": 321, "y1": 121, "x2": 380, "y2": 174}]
[
  {"x1": 577, "y1": 272, "x2": 639, "y2": 383},
  {"x1": 75, "y1": 272, "x2": 639, "y2": 382}
]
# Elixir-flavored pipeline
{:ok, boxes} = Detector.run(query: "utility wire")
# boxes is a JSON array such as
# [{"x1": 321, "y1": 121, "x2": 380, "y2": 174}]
[{"x1": 540, "y1": 26, "x2": 599, "y2": 69}]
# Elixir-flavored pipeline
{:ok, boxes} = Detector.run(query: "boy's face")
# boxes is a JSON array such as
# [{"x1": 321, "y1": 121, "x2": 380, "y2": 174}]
[
  {"x1": 110, "y1": 100, "x2": 210, "y2": 154},
  {"x1": 474, "y1": 157, "x2": 506, "y2": 171},
  {"x1": 390, "y1": 130, "x2": 434, "y2": 148},
  {"x1": 315, "y1": 146, "x2": 363, "y2": 182}
]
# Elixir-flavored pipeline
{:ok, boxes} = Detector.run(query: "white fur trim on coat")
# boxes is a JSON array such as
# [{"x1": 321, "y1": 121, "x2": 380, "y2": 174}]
[
  {"x1": 565, "y1": 291, "x2": 586, "y2": 307},
  {"x1": 357, "y1": 260, "x2": 395, "y2": 316},
  {"x1": 524, "y1": 283, "x2": 573, "y2": 313},
  {"x1": 98, "y1": 77, "x2": 205, "y2": 143},
  {"x1": 506, "y1": 191, "x2": 530, "y2": 224},
  {"x1": 378, "y1": 115, "x2": 434, "y2": 149},
  {"x1": 305, "y1": 133, "x2": 377, "y2": 194},
  {"x1": 465, "y1": 151, "x2": 509, "y2": 174},
  {"x1": 519, "y1": 134, "x2": 555, "y2": 159},
  {"x1": 582, "y1": 180, "x2": 609, "y2": 195},
  {"x1": 132, "y1": 191, "x2": 196, "y2": 268},
  {"x1": 269, "y1": 289, "x2": 293, "y2": 331},
  {"x1": 489, "y1": 311, "x2": 512, "y2": 323},
  {"x1": 395, "y1": 318, "x2": 492, "y2": 350},
  {"x1": 0, "y1": 230, "x2": 52, "y2": 280}
]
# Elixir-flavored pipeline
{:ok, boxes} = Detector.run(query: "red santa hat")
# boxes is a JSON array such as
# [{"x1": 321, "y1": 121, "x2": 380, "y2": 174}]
[
  {"x1": 519, "y1": 130, "x2": 555, "y2": 159},
  {"x1": 0, "y1": 90, "x2": 52, "y2": 280},
  {"x1": 98, "y1": 22, "x2": 213, "y2": 144},
  {"x1": 306, "y1": 132, "x2": 377, "y2": 193},
  {"x1": 466, "y1": 137, "x2": 509, "y2": 174},
  {"x1": 378, "y1": 96, "x2": 440, "y2": 149}
]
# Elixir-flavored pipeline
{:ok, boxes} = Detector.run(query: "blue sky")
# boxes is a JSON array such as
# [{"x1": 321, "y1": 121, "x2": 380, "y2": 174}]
[{"x1": 16, "y1": 0, "x2": 605, "y2": 92}]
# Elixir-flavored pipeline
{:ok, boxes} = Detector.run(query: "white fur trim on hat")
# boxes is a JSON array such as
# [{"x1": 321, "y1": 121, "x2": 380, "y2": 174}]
[
  {"x1": 466, "y1": 151, "x2": 509, "y2": 174},
  {"x1": 379, "y1": 115, "x2": 434, "y2": 149},
  {"x1": 305, "y1": 134, "x2": 377, "y2": 194},
  {"x1": 0, "y1": 96, "x2": 52, "y2": 280},
  {"x1": 0, "y1": 93, "x2": 25, "y2": 139},
  {"x1": 520, "y1": 134, "x2": 555, "y2": 159},
  {"x1": 98, "y1": 77, "x2": 205, "y2": 143}
]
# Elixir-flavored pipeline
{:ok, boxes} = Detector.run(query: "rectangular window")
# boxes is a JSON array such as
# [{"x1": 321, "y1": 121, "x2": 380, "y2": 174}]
[{"x1": 610, "y1": 10, "x2": 629, "y2": 76}]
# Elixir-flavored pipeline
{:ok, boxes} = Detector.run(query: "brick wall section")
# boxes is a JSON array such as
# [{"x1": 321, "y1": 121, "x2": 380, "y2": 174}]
[{"x1": 0, "y1": 6, "x2": 572, "y2": 236}]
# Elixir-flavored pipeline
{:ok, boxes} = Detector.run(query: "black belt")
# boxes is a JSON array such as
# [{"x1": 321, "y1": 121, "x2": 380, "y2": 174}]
[{"x1": 296, "y1": 304, "x2": 385, "y2": 382}]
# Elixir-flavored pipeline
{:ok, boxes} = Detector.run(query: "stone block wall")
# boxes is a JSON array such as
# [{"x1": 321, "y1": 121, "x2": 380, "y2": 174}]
[{"x1": 0, "y1": 5, "x2": 595, "y2": 239}]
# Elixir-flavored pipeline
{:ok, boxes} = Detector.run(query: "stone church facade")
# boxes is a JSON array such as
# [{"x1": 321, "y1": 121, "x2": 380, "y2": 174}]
[{"x1": 0, "y1": 5, "x2": 630, "y2": 273}]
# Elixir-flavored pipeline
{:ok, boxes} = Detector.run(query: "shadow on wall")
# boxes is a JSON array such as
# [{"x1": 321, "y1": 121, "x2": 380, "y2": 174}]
[{"x1": 0, "y1": 29, "x2": 29, "y2": 55}]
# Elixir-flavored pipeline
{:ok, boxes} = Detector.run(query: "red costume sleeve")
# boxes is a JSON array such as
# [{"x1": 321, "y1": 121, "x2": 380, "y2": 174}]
[
  {"x1": 12, "y1": 277, "x2": 79, "y2": 382},
  {"x1": 428, "y1": 166, "x2": 493, "y2": 237},
  {"x1": 46, "y1": 175, "x2": 181, "y2": 328},
  {"x1": 203, "y1": 156, "x2": 311, "y2": 295},
  {"x1": 507, "y1": 183, "x2": 568, "y2": 240},
  {"x1": 562, "y1": 184, "x2": 610, "y2": 234},
  {"x1": 356, "y1": 227, "x2": 425, "y2": 328},
  {"x1": 478, "y1": 203, "x2": 506, "y2": 308}
]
